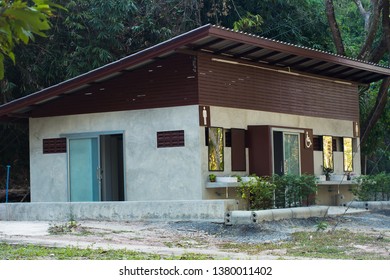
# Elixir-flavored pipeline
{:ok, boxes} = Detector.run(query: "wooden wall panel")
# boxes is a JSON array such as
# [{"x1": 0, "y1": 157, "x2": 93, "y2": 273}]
[
  {"x1": 31, "y1": 54, "x2": 198, "y2": 118},
  {"x1": 231, "y1": 128, "x2": 246, "y2": 171},
  {"x1": 247, "y1": 125, "x2": 272, "y2": 176},
  {"x1": 198, "y1": 54, "x2": 359, "y2": 121},
  {"x1": 300, "y1": 130, "x2": 314, "y2": 175}
]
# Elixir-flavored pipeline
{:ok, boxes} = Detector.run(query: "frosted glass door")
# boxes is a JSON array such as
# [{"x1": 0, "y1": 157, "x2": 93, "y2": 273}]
[
  {"x1": 69, "y1": 138, "x2": 99, "y2": 201},
  {"x1": 283, "y1": 133, "x2": 300, "y2": 175}
]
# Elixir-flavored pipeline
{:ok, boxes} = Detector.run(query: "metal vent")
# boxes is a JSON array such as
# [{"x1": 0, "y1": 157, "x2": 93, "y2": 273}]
[
  {"x1": 157, "y1": 130, "x2": 185, "y2": 148},
  {"x1": 43, "y1": 138, "x2": 67, "y2": 154}
]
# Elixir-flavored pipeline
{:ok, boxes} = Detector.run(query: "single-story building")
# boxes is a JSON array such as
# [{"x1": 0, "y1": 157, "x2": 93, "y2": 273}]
[{"x1": 1, "y1": 25, "x2": 390, "y2": 213}]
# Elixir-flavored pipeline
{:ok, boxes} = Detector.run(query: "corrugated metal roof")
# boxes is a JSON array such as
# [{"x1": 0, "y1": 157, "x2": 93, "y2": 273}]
[{"x1": 0, "y1": 24, "x2": 389, "y2": 121}]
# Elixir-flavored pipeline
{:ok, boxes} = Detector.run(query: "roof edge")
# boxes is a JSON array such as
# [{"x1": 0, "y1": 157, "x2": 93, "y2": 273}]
[
  {"x1": 0, "y1": 24, "x2": 213, "y2": 116},
  {"x1": 208, "y1": 25, "x2": 390, "y2": 76}
]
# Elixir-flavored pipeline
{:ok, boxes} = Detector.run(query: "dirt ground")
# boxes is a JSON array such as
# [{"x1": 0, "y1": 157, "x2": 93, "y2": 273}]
[{"x1": 1, "y1": 209, "x2": 389, "y2": 259}]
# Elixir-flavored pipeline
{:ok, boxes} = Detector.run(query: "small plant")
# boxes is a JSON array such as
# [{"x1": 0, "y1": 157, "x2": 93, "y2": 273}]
[
  {"x1": 232, "y1": 175, "x2": 242, "y2": 182},
  {"x1": 238, "y1": 175, "x2": 276, "y2": 210},
  {"x1": 323, "y1": 168, "x2": 333, "y2": 181},
  {"x1": 316, "y1": 221, "x2": 329, "y2": 232},
  {"x1": 48, "y1": 220, "x2": 82, "y2": 235},
  {"x1": 209, "y1": 174, "x2": 216, "y2": 182}
]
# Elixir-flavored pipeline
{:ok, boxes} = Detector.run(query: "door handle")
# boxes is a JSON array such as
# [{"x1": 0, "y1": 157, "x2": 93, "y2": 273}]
[{"x1": 97, "y1": 167, "x2": 103, "y2": 181}]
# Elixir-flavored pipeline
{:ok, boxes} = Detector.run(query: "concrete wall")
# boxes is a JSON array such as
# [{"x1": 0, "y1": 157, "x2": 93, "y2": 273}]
[
  {"x1": 202, "y1": 106, "x2": 360, "y2": 200},
  {"x1": 29, "y1": 104, "x2": 361, "y2": 204},
  {"x1": 29, "y1": 106, "x2": 202, "y2": 202},
  {"x1": 0, "y1": 200, "x2": 238, "y2": 222}
]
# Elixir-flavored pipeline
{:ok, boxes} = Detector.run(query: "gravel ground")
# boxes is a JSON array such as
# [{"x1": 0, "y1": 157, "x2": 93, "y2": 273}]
[
  {"x1": 168, "y1": 209, "x2": 390, "y2": 244},
  {"x1": 0, "y1": 209, "x2": 389, "y2": 259}
]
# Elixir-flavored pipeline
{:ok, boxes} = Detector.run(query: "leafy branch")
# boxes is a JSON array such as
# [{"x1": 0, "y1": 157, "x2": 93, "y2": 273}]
[{"x1": 0, "y1": 0, "x2": 62, "y2": 79}]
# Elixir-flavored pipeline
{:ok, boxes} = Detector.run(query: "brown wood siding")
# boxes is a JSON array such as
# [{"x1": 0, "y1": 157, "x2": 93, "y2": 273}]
[
  {"x1": 300, "y1": 130, "x2": 314, "y2": 175},
  {"x1": 198, "y1": 54, "x2": 359, "y2": 121},
  {"x1": 30, "y1": 54, "x2": 198, "y2": 118},
  {"x1": 231, "y1": 128, "x2": 246, "y2": 171},
  {"x1": 248, "y1": 125, "x2": 272, "y2": 176}
]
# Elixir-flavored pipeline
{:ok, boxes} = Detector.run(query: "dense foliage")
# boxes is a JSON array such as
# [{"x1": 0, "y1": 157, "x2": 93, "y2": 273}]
[
  {"x1": 238, "y1": 174, "x2": 317, "y2": 210},
  {"x1": 353, "y1": 172, "x2": 390, "y2": 201}
]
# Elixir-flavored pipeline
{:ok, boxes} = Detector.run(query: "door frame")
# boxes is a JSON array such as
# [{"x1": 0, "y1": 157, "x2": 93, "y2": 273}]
[
  {"x1": 271, "y1": 127, "x2": 303, "y2": 175},
  {"x1": 62, "y1": 130, "x2": 125, "y2": 202}
]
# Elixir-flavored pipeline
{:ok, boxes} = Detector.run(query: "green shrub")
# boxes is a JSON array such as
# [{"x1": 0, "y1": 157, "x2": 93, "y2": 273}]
[
  {"x1": 238, "y1": 174, "x2": 318, "y2": 210},
  {"x1": 353, "y1": 172, "x2": 390, "y2": 201},
  {"x1": 272, "y1": 174, "x2": 317, "y2": 208},
  {"x1": 238, "y1": 175, "x2": 276, "y2": 210}
]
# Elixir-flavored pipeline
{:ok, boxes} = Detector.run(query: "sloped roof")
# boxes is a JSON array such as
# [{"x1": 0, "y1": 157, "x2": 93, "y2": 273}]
[{"x1": 1, "y1": 24, "x2": 389, "y2": 121}]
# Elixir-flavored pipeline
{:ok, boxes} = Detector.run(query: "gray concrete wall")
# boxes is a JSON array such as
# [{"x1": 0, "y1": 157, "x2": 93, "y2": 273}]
[
  {"x1": 0, "y1": 200, "x2": 238, "y2": 222},
  {"x1": 29, "y1": 106, "x2": 202, "y2": 202},
  {"x1": 29, "y1": 104, "x2": 361, "y2": 204},
  {"x1": 202, "y1": 106, "x2": 361, "y2": 200}
]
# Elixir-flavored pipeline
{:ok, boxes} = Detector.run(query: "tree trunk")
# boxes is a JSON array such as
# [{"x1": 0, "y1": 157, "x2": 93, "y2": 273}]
[
  {"x1": 325, "y1": 0, "x2": 345, "y2": 55},
  {"x1": 360, "y1": 77, "x2": 390, "y2": 147},
  {"x1": 357, "y1": 0, "x2": 381, "y2": 60},
  {"x1": 369, "y1": 36, "x2": 387, "y2": 63}
]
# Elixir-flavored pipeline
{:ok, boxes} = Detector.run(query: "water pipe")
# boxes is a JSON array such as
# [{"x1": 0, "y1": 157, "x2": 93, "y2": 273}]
[{"x1": 5, "y1": 165, "x2": 10, "y2": 203}]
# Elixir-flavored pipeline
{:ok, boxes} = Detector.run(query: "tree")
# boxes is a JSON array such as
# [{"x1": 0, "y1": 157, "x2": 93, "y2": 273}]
[
  {"x1": 226, "y1": 0, "x2": 333, "y2": 51},
  {"x1": 0, "y1": 0, "x2": 60, "y2": 79},
  {"x1": 324, "y1": 0, "x2": 389, "y2": 153}
]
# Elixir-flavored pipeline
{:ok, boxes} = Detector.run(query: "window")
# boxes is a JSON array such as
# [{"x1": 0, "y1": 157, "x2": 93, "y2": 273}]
[
  {"x1": 333, "y1": 137, "x2": 343, "y2": 152},
  {"x1": 313, "y1": 136, "x2": 322, "y2": 151},
  {"x1": 323, "y1": 136, "x2": 334, "y2": 171},
  {"x1": 343, "y1": 137, "x2": 353, "y2": 172},
  {"x1": 208, "y1": 127, "x2": 224, "y2": 171},
  {"x1": 273, "y1": 131, "x2": 301, "y2": 175}
]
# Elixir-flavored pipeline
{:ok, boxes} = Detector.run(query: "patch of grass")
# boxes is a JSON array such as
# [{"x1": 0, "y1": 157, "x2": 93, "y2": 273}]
[
  {"x1": 168, "y1": 253, "x2": 215, "y2": 260},
  {"x1": 163, "y1": 242, "x2": 174, "y2": 248},
  {"x1": 163, "y1": 237, "x2": 209, "y2": 249},
  {"x1": 218, "y1": 241, "x2": 290, "y2": 255},
  {"x1": 48, "y1": 221, "x2": 92, "y2": 236},
  {"x1": 0, "y1": 243, "x2": 159, "y2": 260},
  {"x1": 218, "y1": 229, "x2": 390, "y2": 260},
  {"x1": 0, "y1": 243, "x2": 215, "y2": 260},
  {"x1": 288, "y1": 230, "x2": 390, "y2": 259}
]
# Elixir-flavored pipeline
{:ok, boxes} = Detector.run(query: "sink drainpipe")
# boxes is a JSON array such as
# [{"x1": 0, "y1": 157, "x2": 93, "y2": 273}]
[{"x1": 5, "y1": 165, "x2": 10, "y2": 203}]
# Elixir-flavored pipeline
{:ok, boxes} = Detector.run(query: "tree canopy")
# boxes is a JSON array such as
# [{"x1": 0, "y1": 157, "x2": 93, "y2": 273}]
[{"x1": 0, "y1": 0, "x2": 389, "y2": 188}]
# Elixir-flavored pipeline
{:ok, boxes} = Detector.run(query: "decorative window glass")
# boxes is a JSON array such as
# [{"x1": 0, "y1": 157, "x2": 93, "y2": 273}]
[
  {"x1": 283, "y1": 133, "x2": 300, "y2": 175},
  {"x1": 343, "y1": 137, "x2": 353, "y2": 172},
  {"x1": 208, "y1": 127, "x2": 224, "y2": 171},
  {"x1": 323, "y1": 136, "x2": 334, "y2": 171}
]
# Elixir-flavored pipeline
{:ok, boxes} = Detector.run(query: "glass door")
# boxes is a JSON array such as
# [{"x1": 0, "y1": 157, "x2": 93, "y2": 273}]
[
  {"x1": 283, "y1": 133, "x2": 300, "y2": 175},
  {"x1": 69, "y1": 137, "x2": 100, "y2": 201},
  {"x1": 273, "y1": 131, "x2": 301, "y2": 175}
]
